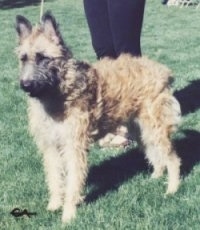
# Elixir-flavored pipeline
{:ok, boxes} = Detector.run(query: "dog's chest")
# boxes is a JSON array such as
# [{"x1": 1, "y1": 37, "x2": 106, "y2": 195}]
[{"x1": 28, "y1": 99, "x2": 67, "y2": 148}]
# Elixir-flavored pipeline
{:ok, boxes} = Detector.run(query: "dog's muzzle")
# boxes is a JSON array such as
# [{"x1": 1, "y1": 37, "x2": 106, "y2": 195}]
[
  {"x1": 20, "y1": 75, "x2": 60, "y2": 98},
  {"x1": 20, "y1": 79, "x2": 45, "y2": 97},
  {"x1": 20, "y1": 79, "x2": 34, "y2": 92}
]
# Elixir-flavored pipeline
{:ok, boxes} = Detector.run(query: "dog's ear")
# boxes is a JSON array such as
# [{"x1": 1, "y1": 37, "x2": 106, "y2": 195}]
[
  {"x1": 16, "y1": 15, "x2": 32, "y2": 41},
  {"x1": 41, "y1": 11, "x2": 62, "y2": 44}
]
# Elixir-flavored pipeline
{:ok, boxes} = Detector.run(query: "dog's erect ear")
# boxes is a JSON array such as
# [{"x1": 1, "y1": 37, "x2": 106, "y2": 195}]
[
  {"x1": 41, "y1": 11, "x2": 72, "y2": 58},
  {"x1": 41, "y1": 11, "x2": 61, "y2": 44},
  {"x1": 16, "y1": 15, "x2": 32, "y2": 41}
]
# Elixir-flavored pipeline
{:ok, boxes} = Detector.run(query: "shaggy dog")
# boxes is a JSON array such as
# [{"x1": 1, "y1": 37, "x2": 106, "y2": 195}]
[{"x1": 15, "y1": 12, "x2": 181, "y2": 224}]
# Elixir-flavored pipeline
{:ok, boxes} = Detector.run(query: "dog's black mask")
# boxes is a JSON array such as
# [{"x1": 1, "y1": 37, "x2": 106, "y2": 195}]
[{"x1": 20, "y1": 57, "x2": 60, "y2": 98}]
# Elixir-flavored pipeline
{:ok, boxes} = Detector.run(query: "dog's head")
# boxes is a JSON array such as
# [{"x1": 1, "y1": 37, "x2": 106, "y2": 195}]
[{"x1": 15, "y1": 11, "x2": 72, "y2": 98}]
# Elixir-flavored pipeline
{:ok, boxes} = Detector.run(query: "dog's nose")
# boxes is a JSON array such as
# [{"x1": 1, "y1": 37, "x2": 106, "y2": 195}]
[{"x1": 20, "y1": 80, "x2": 34, "y2": 92}]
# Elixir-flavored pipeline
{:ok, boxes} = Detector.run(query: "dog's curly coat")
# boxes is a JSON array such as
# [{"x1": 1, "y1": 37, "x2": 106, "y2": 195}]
[{"x1": 15, "y1": 12, "x2": 181, "y2": 223}]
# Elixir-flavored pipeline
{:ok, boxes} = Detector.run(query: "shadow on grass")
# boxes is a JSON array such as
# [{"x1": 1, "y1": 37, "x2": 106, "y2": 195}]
[
  {"x1": 86, "y1": 129, "x2": 200, "y2": 203},
  {"x1": 0, "y1": 0, "x2": 53, "y2": 9},
  {"x1": 86, "y1": 148, "x2": 148, "y2": 203},
  {"x1": 176, "y1": 129, "x2": 200, "y2": 175},
  {"x1": 174, "y1": 79, "x2": 200, "y2": 115}
]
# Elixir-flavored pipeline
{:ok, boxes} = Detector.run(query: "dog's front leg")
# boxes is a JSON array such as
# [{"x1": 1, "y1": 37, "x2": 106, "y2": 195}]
[
  {"x1": 61, "y1": 111, "x2": 89, "y2": 224},
  {"x1": 62, "y1": 145, "x2": 88, "y2": 224},
  {"x1": 43, "y1": 147, "x2": 64, "y2": 211}
]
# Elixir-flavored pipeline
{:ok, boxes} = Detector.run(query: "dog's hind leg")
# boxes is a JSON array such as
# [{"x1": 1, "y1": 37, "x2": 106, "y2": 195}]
[
  {"x1": 165, "y1": 148, "x2": 181, "y2": 194},
  {"x1": 138, "y1": 117, "x2": 167, "y2": 179},
  {"x1": 138, "y1": 93, "x2": 181, "y2": 194}
]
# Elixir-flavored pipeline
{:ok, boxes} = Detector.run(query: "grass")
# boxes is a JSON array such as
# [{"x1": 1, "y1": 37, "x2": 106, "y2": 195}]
[{"x1": 0, "y1": 0, "x2": 200, "y2": 229}]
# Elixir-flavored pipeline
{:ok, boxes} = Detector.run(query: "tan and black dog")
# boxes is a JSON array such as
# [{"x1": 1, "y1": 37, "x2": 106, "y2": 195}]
[{"x1": 15, "y1": 12, "x2": 181, "y2": 224}]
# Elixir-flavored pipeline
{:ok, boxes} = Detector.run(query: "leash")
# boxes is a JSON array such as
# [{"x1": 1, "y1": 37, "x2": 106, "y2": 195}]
[{"x1": 40, "y1": 0, "x2": 44, "y2": 22}]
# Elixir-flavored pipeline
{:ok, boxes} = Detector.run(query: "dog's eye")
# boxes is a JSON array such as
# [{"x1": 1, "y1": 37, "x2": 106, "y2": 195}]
[
  {"x1": 36, "y1": 53, "x2": 48, "y2": 64},
  {"x1": 20, "y1": 54, "x2": 28, "y2": 62}
]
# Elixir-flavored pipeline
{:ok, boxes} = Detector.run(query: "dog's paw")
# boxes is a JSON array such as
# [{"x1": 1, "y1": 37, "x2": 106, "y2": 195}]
[
  {"x1": 165, "y1": 187, "x2": 178, "y2": 195},
  {"x1": 165, "y1": 181, "x2": 180, "y2": 195},
  {"x1": 151, "y1": 169, "x2": 164, "y2": 179},
  {"x1": 47, "y1": 197, "x2": 62, "y2": 211},
  {"x1": 61, "y1": 204, "x2": 76, "y2": 224}
]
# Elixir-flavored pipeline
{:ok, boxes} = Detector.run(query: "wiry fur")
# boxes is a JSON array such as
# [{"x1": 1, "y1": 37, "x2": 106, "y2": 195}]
[{"x1": 15, "y1": 12, "x2": 181, "y2": 224}]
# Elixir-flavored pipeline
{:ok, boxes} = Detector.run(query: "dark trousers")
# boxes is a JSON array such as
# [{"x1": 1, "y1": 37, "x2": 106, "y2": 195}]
[{"x1": 83, "y1": 0, "x2": 146, "y2": 59}]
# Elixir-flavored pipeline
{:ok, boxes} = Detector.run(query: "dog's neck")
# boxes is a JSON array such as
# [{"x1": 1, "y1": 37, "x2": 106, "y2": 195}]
[{"x1": 37, "y1": 91, "x2": 66, "y2": 121}]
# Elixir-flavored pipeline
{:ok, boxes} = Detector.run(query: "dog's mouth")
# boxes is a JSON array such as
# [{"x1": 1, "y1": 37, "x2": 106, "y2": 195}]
[{"x1": 20, "y1": 80, "x2": 41, "y2": 97}]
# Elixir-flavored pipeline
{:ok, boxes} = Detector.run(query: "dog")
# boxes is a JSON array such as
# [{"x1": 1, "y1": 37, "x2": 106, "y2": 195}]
[{"x1": 15, "y1": 12, "x2": 181, "y2": 224}]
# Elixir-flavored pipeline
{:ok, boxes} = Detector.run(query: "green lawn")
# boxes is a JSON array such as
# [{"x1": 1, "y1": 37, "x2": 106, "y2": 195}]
[{"x1": 0, "y1": 0, "x2": 200, "y2": 229}]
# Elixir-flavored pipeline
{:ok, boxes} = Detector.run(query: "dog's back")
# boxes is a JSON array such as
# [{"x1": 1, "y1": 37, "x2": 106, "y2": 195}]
[{"x1": 93, "y1": 54, "x2": 174, "y2": 122}]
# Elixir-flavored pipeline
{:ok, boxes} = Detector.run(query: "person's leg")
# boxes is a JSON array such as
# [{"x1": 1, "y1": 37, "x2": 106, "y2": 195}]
[
  {"x1": 83, "y1": 0, "x2": 116, "y2": 59},
  {"x1": 108, "y1": 0, "x2": 146, "y2": 57}
]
